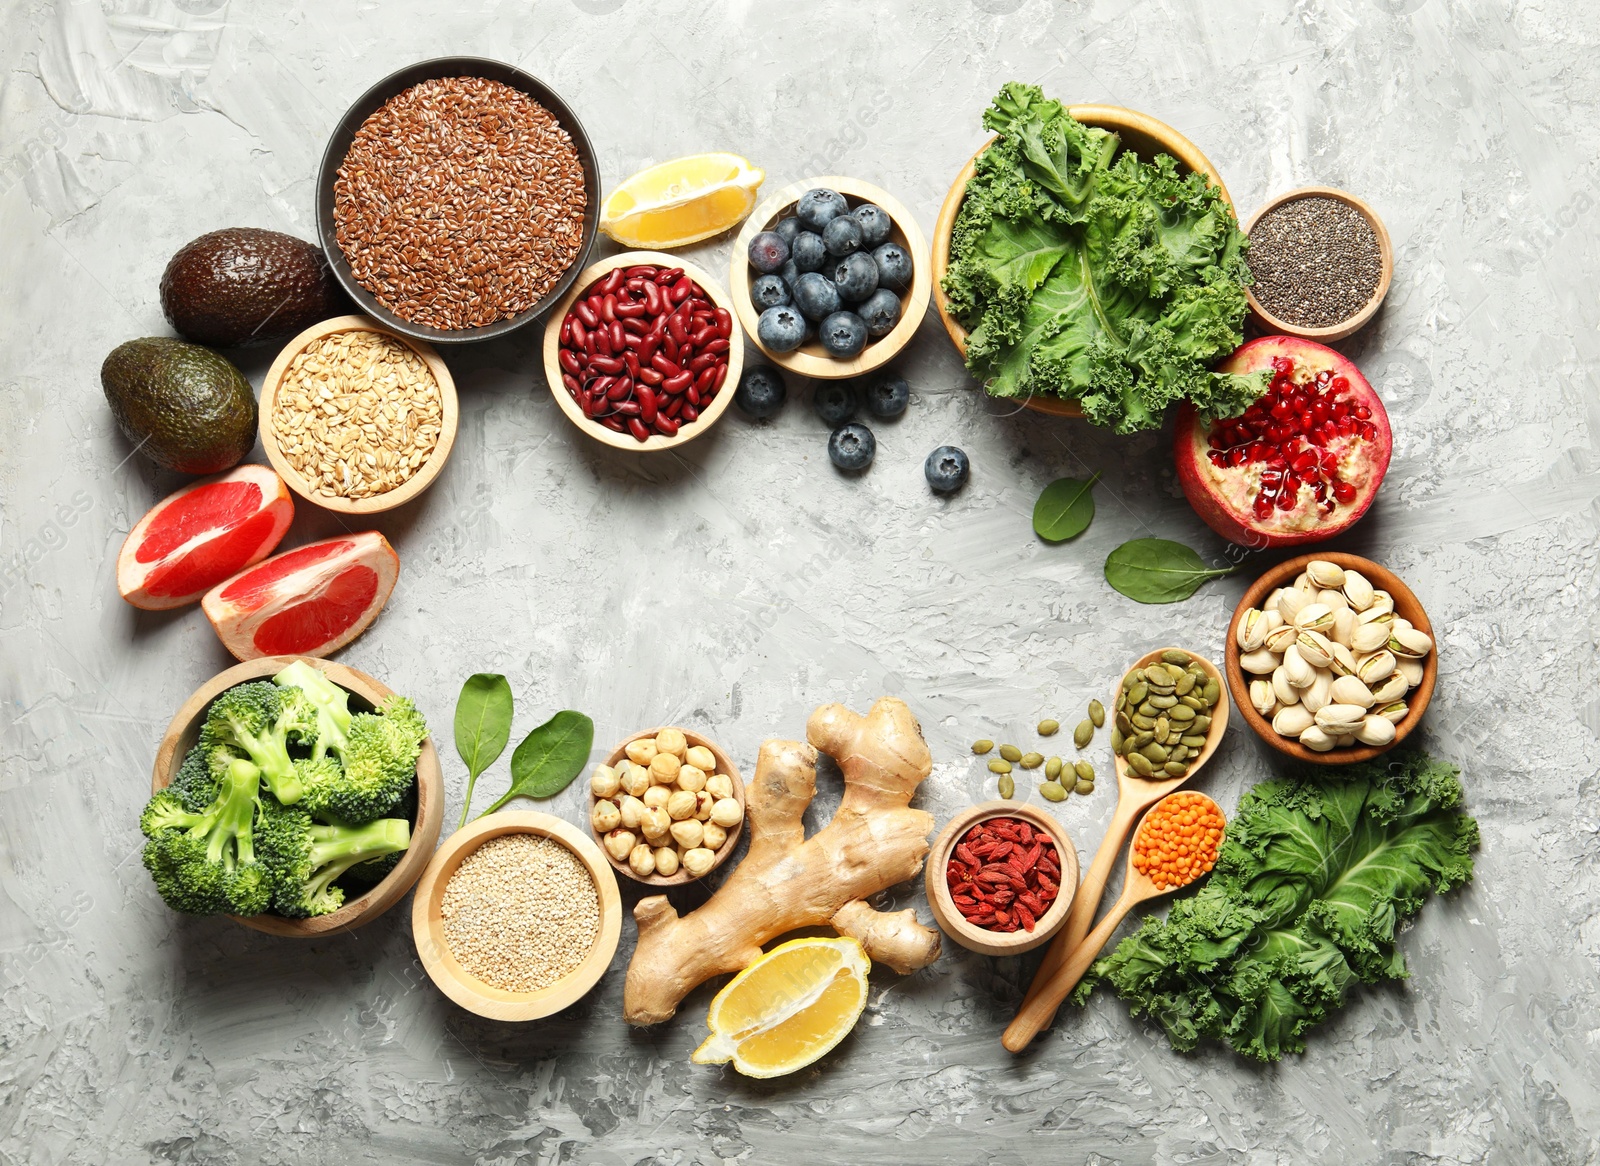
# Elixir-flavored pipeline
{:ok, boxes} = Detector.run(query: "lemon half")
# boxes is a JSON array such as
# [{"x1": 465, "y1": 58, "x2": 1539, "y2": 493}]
[{"x1": 599, "y1": 153, "x2": 765, "y2": 249}]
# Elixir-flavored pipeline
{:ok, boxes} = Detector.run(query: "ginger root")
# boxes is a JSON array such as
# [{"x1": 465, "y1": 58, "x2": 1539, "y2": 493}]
[{"x1": 623, "y1": 697, "x2": 941, "y2": 1025}]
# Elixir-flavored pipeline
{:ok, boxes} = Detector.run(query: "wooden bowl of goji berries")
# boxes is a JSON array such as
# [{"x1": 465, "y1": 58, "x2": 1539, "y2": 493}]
[
  {"x1": 542, "y1": 251, "x2": 744, "y2": 452},
  {"x1": 925, "y1": 803, "x2": 1078, "y2": 957}
]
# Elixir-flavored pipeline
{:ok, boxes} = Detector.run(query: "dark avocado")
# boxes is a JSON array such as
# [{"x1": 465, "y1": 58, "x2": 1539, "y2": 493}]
[
  {"x1": 101, "y1": 338, "x2": 257, "y2": 474},
  {"x1": 160, "y1": 227, "x2": 345, "y2": 348}
]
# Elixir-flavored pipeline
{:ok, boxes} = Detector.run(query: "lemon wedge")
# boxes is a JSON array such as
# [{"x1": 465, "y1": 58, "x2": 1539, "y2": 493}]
[
  {"x1": 691, "y1": 937, "x2": 870, "y2": 1078},
  {"x1": 599, "y1": 153, "x2": 765, "y2": 248}
]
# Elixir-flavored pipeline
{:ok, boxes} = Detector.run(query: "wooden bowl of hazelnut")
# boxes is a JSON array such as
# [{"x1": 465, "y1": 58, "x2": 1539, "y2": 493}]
[{"x1": 587, "y1": 727, "x2": 746, "y2": 885}]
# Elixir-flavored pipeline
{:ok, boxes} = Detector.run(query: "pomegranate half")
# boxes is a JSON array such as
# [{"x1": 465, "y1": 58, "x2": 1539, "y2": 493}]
[
  {"x1": 116, "y1": 465, "x2": 294, "y2": 610},
  {"x1": 1175, "y1": 337, "x2": 1392, "y2": 548},
  {"x1": 202, "y1": 531, "x2": 399, "y2": 661}
]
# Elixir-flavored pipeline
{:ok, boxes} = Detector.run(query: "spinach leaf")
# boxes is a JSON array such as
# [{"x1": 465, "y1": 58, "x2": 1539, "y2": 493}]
[
  {"x1": 480, "y1": 710, "x2": 595, "y2": 815},
  {"x1": 1104, "y1": 538, "x2": 1236, "y2": 603},
  {"x1": 1033, "y1": 471, "x2": 1099, "y2": 542},
  {"x1": 454, "y1": 673, "x2": 513, "y2": 828}
]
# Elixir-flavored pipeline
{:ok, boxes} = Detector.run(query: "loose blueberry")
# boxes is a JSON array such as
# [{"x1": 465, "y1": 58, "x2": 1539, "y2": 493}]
[
  {"x1": 872, "y1": 242, "x2": 913, "y2": 290},
  {"x1": 748, "y1": 231, "x2": 789, "y2": 274},
  {"x1": 832, "y1": 252, "x2": 879, "y2": 303},
  {"x1": 796, "y1": 188, "x2": 849, "y2": 231},
  {"x1": 772, "y1": 216, "x2": 802, "y2": 245},
  {"x1": 813, "y1": 381, "x2": 859, "y2": 426},
  {"x1": 756, "y1": 305, "x2": 806, "y2": 352},
  {"x1": 819, "y1": 311, "x2": 868, "y2": 358},
  {"x1": 750, "y1": 274, "x2": 791, "y2": 311},
  {"x1": 828, "y1": 422, "x2": 876, "y2": 472},
  {"x1": 852, "y1": 203, "x2": 893, "y2": 248},
  {"x1": 822, "y1": 215, "x2": 863, "y2": 256},
  {"x1": 792, "y1": 272, "x2": 842, "y2": 322},
  {"x1": 791, "y1": 231, "x2": 828, "y2": 273},
  {"x1": 735, "y1": 366, "x2": 787, "y2": 420},
  {"x1": 866, "y1": 373, "x2": 909, "y2": 418},
  {"x1": 858, "y1": 288, "x2": 902, "y2": 337},
  {"x1": 924, "y1": 445, "x2": 970, "y2": 493},
  {"x1": 778, "y1": 259, "x2": 801, "y2": 291}
]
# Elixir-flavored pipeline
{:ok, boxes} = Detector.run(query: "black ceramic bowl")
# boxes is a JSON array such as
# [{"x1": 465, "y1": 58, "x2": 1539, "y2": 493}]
[{"x1": 315, "y1": 57, "x2": 599, "y2": 345}]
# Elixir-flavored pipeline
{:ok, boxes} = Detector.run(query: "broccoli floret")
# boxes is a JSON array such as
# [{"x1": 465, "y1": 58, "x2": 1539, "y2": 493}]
[
  {"x1": 273, "y1": 661, "x2": 352, "y2": 761},
  {"x1": 141, "y1": 756, "x2": 272, "y2": 916},
  {"x1": 257, "y1": 803, "x2": 411, "y2": 918},
  {"x1": 199, "y1": 681, "x2": 304, "y2": 805},
  {"x1": 169, "y1": 742, "x2": 242, "y2": 812},
  {"x1": 296, "y1": 695, "x2": 427, "y2": 823}
]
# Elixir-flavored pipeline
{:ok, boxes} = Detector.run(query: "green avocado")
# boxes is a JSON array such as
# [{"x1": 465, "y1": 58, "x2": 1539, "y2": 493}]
[
  {"x1": 101, "y1": 338, "x2": 257, "y2": 474},
  {"x1": 160, "y1": 227, "x2": 346, "y2": 348}
]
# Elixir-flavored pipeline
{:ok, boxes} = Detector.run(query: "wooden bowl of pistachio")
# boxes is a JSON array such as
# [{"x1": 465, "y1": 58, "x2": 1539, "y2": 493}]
[{"x1": 1226, "y1": 554, "x2": 1437, "y2": 764}]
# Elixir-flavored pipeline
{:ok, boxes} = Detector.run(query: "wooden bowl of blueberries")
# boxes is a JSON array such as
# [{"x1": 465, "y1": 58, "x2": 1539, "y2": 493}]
[{"x1": 729, "y1": 176, "x2": 931, "y2": 381}]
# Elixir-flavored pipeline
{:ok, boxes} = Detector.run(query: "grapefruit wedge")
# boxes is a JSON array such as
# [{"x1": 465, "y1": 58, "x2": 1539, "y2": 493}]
[
  {"x1": 117, "y1": 465, "x2": 294, "y2": 610},
  {"x1": 202, "y1": 531, "x2": 399, "y2": 661}
]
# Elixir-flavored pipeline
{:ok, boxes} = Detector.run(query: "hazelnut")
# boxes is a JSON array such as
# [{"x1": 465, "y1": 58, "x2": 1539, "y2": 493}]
[
  {"x1": 669, "y1": 818, "x2": 704, "y2": 849},
  {"x1": 676, "y1": 765, "x2": 707, "y2": 793},
  {"x1": 625, "y1": 737, "x2": 658, "y2": 766},
  {"x1": 620, "y1": 763, "x2": 650, "y2": 798},
  {"x1": 705, "y1": 773, "x2": 734, "y2": 800},
  {"x1": 591, "y1": 799, "x2": 621, "y2": 833},
  {"x1": 654, "y1": 728, "x2": 688, "y2": 760},
  {"x1": 628, "y1": 844, "x2": 656, "y2": 877},
  {"x1": 694, "y1": 790, "x2": 715, "y2": 820},
  {"x1": 589, "y1": 765, "x2": 621, "y2": 799},
  {"x1": 701, "y1": 821, "x2": 727, "y2": 851},
  {"x1": 618, "y1": 794, "x2": 645, "y2": 829},
  {"x1": 682, "y1": 847, "x2": 716, "y2": 877},
  {"x1": 603, "y1": 828, "x2": 636, "y2": 862},
  {"x1": 684, "y1": 745, "x2": 716, "y2": 772},
  {"x1": 710, "y1": 797, "x2": 743, "y2": 828},
  {"x1": 653, "y1": 846, "x2": 680, "y2": 877},
  {"x1": 649, "y1": 753, "x2": 681, "y2": 785},
  {"x1": 640, "y1": 806, "x2": 671, "y2": 842},
  {"x1": 666, "y1": 789, "x2": 699, "y2": 821}
]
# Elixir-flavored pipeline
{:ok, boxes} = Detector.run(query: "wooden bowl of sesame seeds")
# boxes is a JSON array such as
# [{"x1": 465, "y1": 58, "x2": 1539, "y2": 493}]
[
  {"x1": 259, "y1": 315, "x2": 459, "y2": 515},
  {"x1": 411, "y1": 812, "x2": 623, "y2": 1021}
]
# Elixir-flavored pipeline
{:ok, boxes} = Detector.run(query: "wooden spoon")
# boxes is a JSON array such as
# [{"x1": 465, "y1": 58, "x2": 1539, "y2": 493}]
[
  {"x1": 1015, "y1": 647, "x2": 1229, "y2": 1030},
  {"x1": 1002, "y1": 791, "x2": 1227, "y2": 1053}
]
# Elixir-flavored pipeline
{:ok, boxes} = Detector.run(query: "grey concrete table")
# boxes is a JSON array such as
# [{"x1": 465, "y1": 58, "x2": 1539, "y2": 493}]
[{"x1": 2, "y1": 1, "x2": 1596, "y2": 1163}]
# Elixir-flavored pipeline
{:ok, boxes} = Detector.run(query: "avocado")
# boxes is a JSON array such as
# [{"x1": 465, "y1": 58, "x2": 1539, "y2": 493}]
[
  {"x1": 101, "y1": 338, "x2": 257, "y2": 474},
  {"x1": 160, "y1": 228, "x2": 346, "y2": 348}
]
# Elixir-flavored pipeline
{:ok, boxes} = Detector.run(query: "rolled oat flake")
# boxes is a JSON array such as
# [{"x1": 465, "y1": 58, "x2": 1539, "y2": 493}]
[{"x1": 1248, "y1": 196, "x2": 1382, "y2": 329}]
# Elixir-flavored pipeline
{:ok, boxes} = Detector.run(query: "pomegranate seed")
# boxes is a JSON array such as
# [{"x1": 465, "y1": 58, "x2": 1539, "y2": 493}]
[
  {"x1": 1276, "y1": 489, "x2": 1297, "y2": 510},
  {"x1": 1332, "y1": 376, "x2": 1349, "y2": 391},
  {"x1": 1227, "y1": 447, "x2": 1249, "y2": 467},
  {"x1": 1333, "y1": 480, "x2": 1357, "y2": 503},
  {"x1": 1272, "y1": 356, "x2": 1293, "y2": 374},
  {"x1": 1360, "y1": 421, "x2": 1378, "y2": 440},
  {"x1": 1311, "y1": 401, "x2": 1330, "y2": 422},
  {"x1": 1354, "y1": 404, "x2": 1371, "y2": 420},
  {"x1": 1291, "y1": 452, "x2": 1317, "y2": 473},
  {"x1": 1270, "y1": 399, "x2": 1293, "y2": 421},
  {"x1": 1209, "y1": 432, "x2": 1227, "y2": 450},
  {"x1": 1209, "y1": 450, "x2": 1226, "y2": 466}
]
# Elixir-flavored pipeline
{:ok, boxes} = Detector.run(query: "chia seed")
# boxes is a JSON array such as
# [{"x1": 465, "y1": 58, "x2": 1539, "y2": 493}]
[{"x1": 1246, "y1": 196, "x2": 1382, "y2": 329}]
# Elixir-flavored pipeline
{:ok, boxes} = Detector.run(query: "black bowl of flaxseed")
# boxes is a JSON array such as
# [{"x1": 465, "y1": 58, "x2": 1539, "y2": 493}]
[{"x1": 316, "y1": 58, "x2": 599, "y2": 345}]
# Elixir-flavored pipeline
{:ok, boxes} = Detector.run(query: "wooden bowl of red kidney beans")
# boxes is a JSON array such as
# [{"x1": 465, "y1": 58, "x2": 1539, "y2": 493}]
[{"x1": 542, "y1": 252, "x2": 744, "y2": 450}]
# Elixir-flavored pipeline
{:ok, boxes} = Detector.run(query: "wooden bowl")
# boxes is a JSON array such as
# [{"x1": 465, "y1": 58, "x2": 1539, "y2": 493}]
[
  {"x1": 259, "y1": 315, "x2": 460, "y2": 516},
  {"x1": 410, "y1": 812, "x2": 622, "y2": 1021},
  {"x1": 150, "y1": 655, "x2": 444, "y2": 937},
  {"x1": 315, "y1": 56, "x2": 599, "y2": 345},
  {"x1": 924, "y1": 802, "x2": 1078, "y2": 957},
  {"x1": 728, "y1": 176, "x2": 931, "y2": 380},
  {"x1": 930, "y1": 105, "x2": 1234, "y2": 419},
  {"x1": 591, "y1": 727, "x2": 745, "y2": 886},
  {"x1": 542, "y1": 252, "x2": 744, "y2": 452},
  {"x1": 1243, "y1": 186, "x2": 1393, "y2": 342},
  {"x1": 1225, "y1": 553, "x2": 1437, "y2": 764}
]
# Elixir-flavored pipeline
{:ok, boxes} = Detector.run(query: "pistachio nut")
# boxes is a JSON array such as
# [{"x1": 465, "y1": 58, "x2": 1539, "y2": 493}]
[
  {"x1": 1396, "y1": 658, "x2": 1426, "y2": 687},
  {"x1": 1240, "y1": 647, "x2": 1283, "y2": 675},
  {"x1": 1328, "y1": 642, "x2": 1359, "y2": 678},
  {"x1": 1370, "y1": 672, "x2": 1410, "y2": 703},
  {"x1": 1272, "y1": 705, "x2": 1315, "y2": 737},
  {"x1": 1271, "y1": 667, "x2": 1302, "y2": 707},
  {"x1": 1293, "y1": 603, "x2": 1337, "y2": 635},
  {"x1": 1263, "y1": 624, "x2": 1299, "y2": 653},
  {"x1": 1367, "y1": 591, "x2": 1395, "y2": 618},
  {"x1": 1374, "y1": 699, "x2": 1409, "y2": 724},
  {"x1": 1342, "y1": 569, "x2": 1375, "y2": 611},
  {"x1": 1389, "y1": 626, "x2": 1434, "y2": 658},
  {"x1": 1356, "y1": 604, "x2": 1395, "y2": 629},
  {"x1": 1301, "y1": 670, "x2": 1333, "y2": 715},
  {"x1": 1331, "y1": 606, "x2": 1357, "y2": 648},
  {"x1": 1336, "y1": 734, "x2": 1358, "y2": 747},
  {"x1": 1317, "y1": 588, "x2": 1350, "y2": 613},
  {"x1": 1306, "y1": 559, "x2": 1346, "y2": 588},
  {"x1": 1236, "y1": 608, "x2": 1268, "y2": 652},
  {"x1": 1298, "y1": 724, "x2": 1339, "y2": 752},
  {"x1": 1314, "y1": 703, "x2": 1368, "y2": 734},
  {"x1": 1276, "y1": 588, "x2": 1311, "y2": 624},
  {"x1": 1249, "y1": 679, "x2": 1276, "y2": 717},
  {"x1": 1282, "y1": 644, "x2": 1317, "y2": 689},
  {"x1": 1263, "y1": 587, "x2": 1284, "y2": 615},
  {"x1": 1350, "y1": 621, "x2": 1391, "y2": 654},
  {"x1": 1292, "y1": 570, "x2": 1316, "y2": 593},
  {"x1": 1295, "y1": 630, "x2": 1336, "y2": 669},
  {"x1": 1355, "y1": 714, "x2": 1397, "y2": 746},
  {"x1": 1329, "y1": 675, "x2": 1376, "y2": 708},
  {"x1": 1356, "y1": 650, "x2": 1397, "y2": 686}
]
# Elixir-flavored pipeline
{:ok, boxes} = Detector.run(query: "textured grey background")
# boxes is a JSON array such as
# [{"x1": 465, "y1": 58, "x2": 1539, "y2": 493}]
[{"x1": 1, "y1": 0, "x2": 1596, "y2": 1163}]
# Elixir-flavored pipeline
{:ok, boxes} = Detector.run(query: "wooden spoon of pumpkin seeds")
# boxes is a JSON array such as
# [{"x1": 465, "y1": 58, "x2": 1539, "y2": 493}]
[{"x1": 1015, "y1": 647, "x2": 1230, "y2": 1031}]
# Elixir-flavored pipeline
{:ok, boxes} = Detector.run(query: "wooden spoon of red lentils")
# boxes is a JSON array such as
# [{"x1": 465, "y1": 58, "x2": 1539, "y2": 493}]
[{"x1": 1002, "y1": 791, "x2": 1226, "y2": 1053}]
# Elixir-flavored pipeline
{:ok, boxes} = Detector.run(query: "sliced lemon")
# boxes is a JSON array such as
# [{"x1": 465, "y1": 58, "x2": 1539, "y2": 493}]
[
  {"x1": 599, "y1": 153, "x2": 765, "y2": 248},
  {"x1": 691, "y1": 937, "x2": 870, "y2": 1078}
]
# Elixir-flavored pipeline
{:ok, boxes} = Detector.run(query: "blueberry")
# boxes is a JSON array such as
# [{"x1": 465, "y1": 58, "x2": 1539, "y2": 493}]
[
  {"x1": 778, "y1": 259, "x2": 801, "y2": 291},
  {"x1": 858, "y1": 288, "x2": 902, "y2": 337},
  {"x1": 735, "y1": 366, "x2": 787, "y2": 419},
  {"x1": 866, "y1": 373, "x2": 909, "y2": 417},
  {"x1": 828, "y1": 422, "x2": 876, "y2": 472},
  {"x1": 813, "y1": 381, "x2": 858, "y2": 426},
  {"x1": 819, "y1": 311, "x2": 868, "y2": 358},
  {"x1": 852, "y1": 203, "x2": 893, "y2": 248},
  {"x1": 791, "y1": 231, "x2": 827, "y2": 273},
  {"x1": 822, "y1": 215, "x2": 863, "y2": 256},
  {"x1": 756, "y1": 305, "x2": 806, "y2": 352},
  {"x1": 832, "y1": 252, "x2": 879, "y2": 303},
  {"x1": 792, "y1": 271, "x2": 841, "y2": 322},
  {"x1": 796, "y1": 188, "x2": 849, "y2": 231},
  {"x1": 772, "y1": 216, "x2": 802, "y2": 245},
  {"x1": 872, "y1": 242, "x2": 913, "y2": 290},
  {"x1": 924, "y1": 445, "x2": 970, "y2": 493},
  {"x1": 747, "y1": 231, "x2": 789, "y2": 274},
  {"x1": 751, "y1": 274, "x2": 790, "y2": 311}
]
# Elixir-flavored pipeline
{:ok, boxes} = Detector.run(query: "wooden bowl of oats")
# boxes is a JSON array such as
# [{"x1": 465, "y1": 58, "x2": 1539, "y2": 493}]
[{"x1": 260, "y1": 314, "x2": 459, "y2": 515}]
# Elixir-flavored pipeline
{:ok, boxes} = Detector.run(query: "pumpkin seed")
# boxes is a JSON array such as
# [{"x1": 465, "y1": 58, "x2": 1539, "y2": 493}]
[
  {"x1": 999, "y1": 744, "x2": 1022, "y2": 763},
  {"x1": 1073, "y1": 719, "x2": 1094, "y2": 748},
  {"x1": 1178, "y1": 694, "x2": 1205, "y2": 711},
  {"x1": 1148, "y1": 694, "x2": 1178, "y2": 709},
  {"x1": 1169, "y1": 704, "x2": 1195, "y2": 722},
  {"x1": 1039, "y1": 780, "x2": 1067, "y2": 802},
  {"x1": 1190, "y1": 715, "x2": 1211, "y2": 734},
  {"x1": 1088, "y1": 699, "x2": 1105, "y2": 728},
  {"x1": 1074, "y1": 760, "x2": 1095, "y2": 782},
  {"x1": 1162, "y1": 650, "x2": 1191, "y2": 666},
  {"x1": 1180, "y1": 733, "x2": 1207, "y2": 748},
  {"x1": 1074, "y1": 778, "x2": 1095, "y2": 795},
  {"x1": 1175, "y1": 672, "x2": 1197, "y2": 696},
  {"x1": 1202, "y1": 679, "x2": 1221, "y2": 705},
  {"x1": 1141, "y1": 742, "x2": 1169, "y2": 764},
  {"x1": 1162, "y1": 762, "x2": 1188, "y2": 778},
  {"x1": 1116, "y1": 711, "x2": 1135, "y2": 735},
  {"x1": 1132, "y1": 730, "x2": 1155, "y2": 749},
  {"x1": 1153, "y1": 718, "x2": 1170, "y2": 745},
  {"x1": 971, "y1": 739, "x2": 994, "y2": 754},
  {"x1": 1020, "y1": 752, "x2": 1044, "y2": 769},
  {"x1": 988, "y1": 758, "x2": 1013, "y2": 774},
  {"x1": 1045, "y1": 756, "x2": 1063, "y2": 779},
  {"x1": 1128, "y1": 752, "x2": 1155, "y2": 777},
  {"x1": 1136, "y1": 701, "x2": 1158, "y2": 718},
  {"x1": 1127, "y1": 681, "x2": 1149, "y2": 707},
  {"x1": 1168, "y1": 744, "x2": 1189, "y2": 763},
  {"x1": 1037, "y1": 719, "x2": 1060, "y2": 737},
  {"x1": 1109, "y1": 729, "x2": 1123, "y2": 755},
  {"x1": 998, "y1": 774, "x2": 1015, "y2": 799}
]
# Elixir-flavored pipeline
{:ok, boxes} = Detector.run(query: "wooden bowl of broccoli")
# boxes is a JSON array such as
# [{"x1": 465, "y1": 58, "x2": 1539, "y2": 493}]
[{"x1": 146, "y1": 656, "x2": 443, "y2": 937}]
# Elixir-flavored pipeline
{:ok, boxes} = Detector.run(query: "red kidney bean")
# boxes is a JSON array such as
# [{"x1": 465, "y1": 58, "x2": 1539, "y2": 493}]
[
  {"x1": 570, "y1": 318, "x2": 588, "y2": 349},
  {"x1": 607, "y1": 378, "x2": 633, "y2": 401},
  {"x1": 714, "y1": 307, "x2": 732, "y2": 338},
  {"x1": 601, "y1": 415, "x2": 625, "y2": 433},
  {"x1": 559, "y1": 349, "x2": 582, "y2": 376},
  {"x1": 659, "y1": 267, "x2": 683, "y2": 282},
  {"x1": 590, "y1": 355, "x2": 624, "y2": 375},
  {"x1": 561, "y1": 372, "x2": 580, "y2": 393},
  {"x1": 652, "y1": 353, "x2": 681, "y2": 377},
  {"x1": 626, "y1": 265, "x2": 658, "y2": 279},
  {"x1": 560, "y1": 316, "x2": 573, "y2": 345},
  {"x1": 609, "y1": 321, "x2": 624, "y2": 352},
  {"x1": 575, "y1": 301, "x2": 599, "y2": 329},
  {"x1": 638, "y1": 365, "x2": 663, "y2": 386},
  {"x1": 663, "y1": 337, "x2": 679, "y2": 363},
  {"x1": 690, "y1": 325, "x2": 716, "y2": 348},
  {"x1": 711, "y1": 363, "x2": 729, "y2": 394},
  {"x1": 686, "y1": 385, "x2": 700, "y2": 407},
  {"x1": 694, "y1": 365, "x2": 717, "y2": 394},
  {"x1": 682, "y1": 403, "x2": 699, "y2": 423},
  {"x1": 623, "y1": 351, "x2": 640, "y2": 378},
  {"x1": 662, "y1": 396, "x2": 682, "y2": 419},
  {"x1": 625, "y1": 278, "x2": 645, "y2": 294},
  {"x1": 622, "y1": 321, "x2": 647, "y2": 342},
  {"x1": 590, "y1": 375, "x2": 614, "y2": 394},
  {"x1": 616, "y1": 300, "x2": 647, "y2": 318},
  {"x1": 662, "y1": 371, "x2": 693, "y2": 395},
  {"x1": 581, "y1": 393, "x2": 604, "y2": 419},
  {"x1": 614, "y1": 400, "x2": 641, "y2": 416},
  {"x1": 666, "y1": 311, "x2": 689, "y2": 347},
  {"x1": 668, "y1": 280, "x2": 690, "y2": 305},
  {"x1": 642, "y1": 280, "x2": 663, "y2": 315},
  {"x1": 638, "y1": 336, "x2": 660, "y2": 365},
  {"x1": 688, "y1": 352, "x2": 717, "y2": 374},
  {"x1": 627, "y1": 417, "x2": 650, "y2": 442},
  {"x1": 599, "y1": 268, "x2": 625, "y2": 296},
  {"x1": 590, "y1": 326, "x2": 610, "y2": 356},
  {"x1": 638, "y1": 385, "x2": 658, "y2": 425},
  {"x1": 702, "y1": 338, "x2": 730, "y2": 356},
  {"x1": 599, "y1": 293, "x2": 616, "y2": 323},
  {"x1": 656, "y1": 415, "x2": 680, "y2": 436}
]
